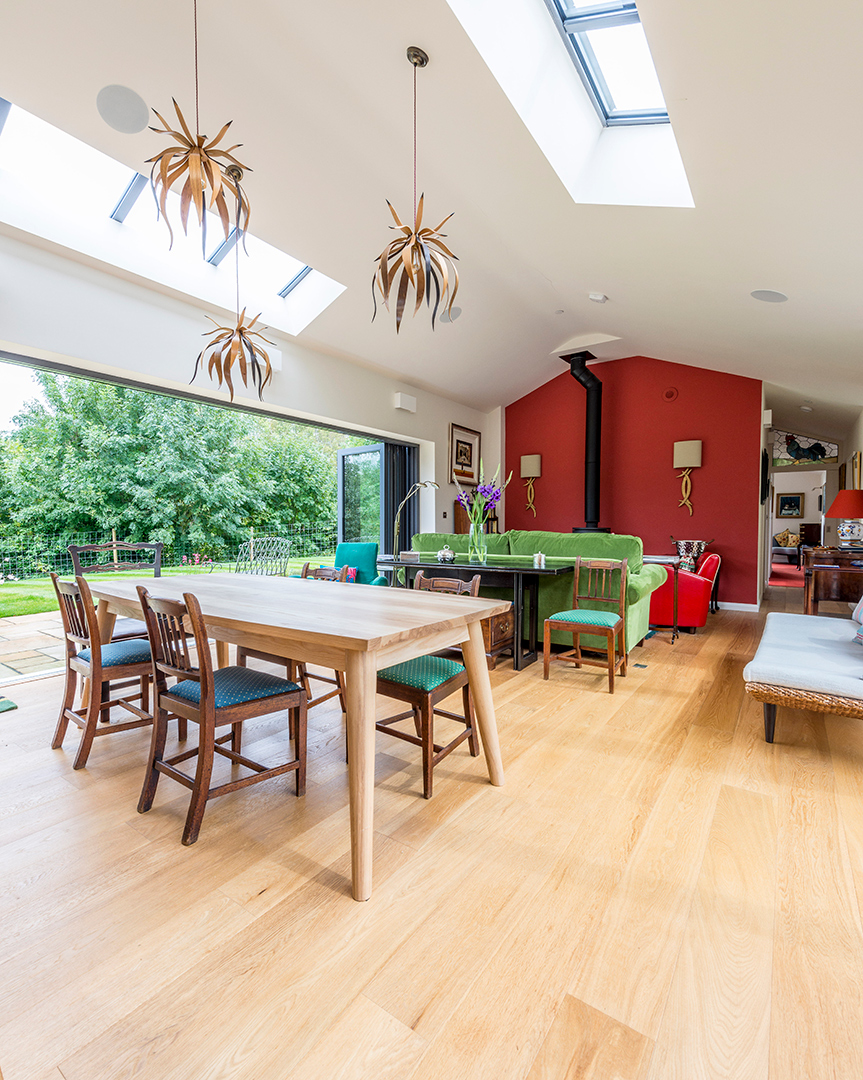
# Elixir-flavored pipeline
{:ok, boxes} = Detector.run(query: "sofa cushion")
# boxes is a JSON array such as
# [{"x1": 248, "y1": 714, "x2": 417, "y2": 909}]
[
  {"x1": 742, "y1": 612, "x2": 863, "y2": 699},
  {"x1": 411, "y1": 532, "x2": 510, "y2": 556},
  {"x1": 506, "y1": 530, "x2": 644, "y2": 573},
  {"x1": 853, "y1": 596, "x2": 863, "y2": 624}
]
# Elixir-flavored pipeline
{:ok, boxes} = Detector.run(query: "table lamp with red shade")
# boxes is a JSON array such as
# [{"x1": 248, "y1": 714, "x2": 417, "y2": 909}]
[{"x1": 825, "y1": 489, "x2": 863, "y2": 546}]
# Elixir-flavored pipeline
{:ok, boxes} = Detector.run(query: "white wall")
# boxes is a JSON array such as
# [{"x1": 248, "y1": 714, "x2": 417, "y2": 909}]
[
  {"x1": 0, "y1": 231, "x2": 502, "y2": 534},
  {"x1": 769, "y1": 467, "x2": 826, "y2": 541}
]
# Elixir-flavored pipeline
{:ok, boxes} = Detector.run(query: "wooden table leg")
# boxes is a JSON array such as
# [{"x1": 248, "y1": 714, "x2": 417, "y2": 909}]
[
  {"x1": 344, "y1": 650, "x2": 377, "y2": 901},
  {"x1": 215, "y1": 640, "x2": 231, "y2": 668},
  {"x1": 81, "y1": 601, "x2": 118, "y2": 709},
  {"x1": 460, "y1": 621, "x2": 504, "y2": 787}
]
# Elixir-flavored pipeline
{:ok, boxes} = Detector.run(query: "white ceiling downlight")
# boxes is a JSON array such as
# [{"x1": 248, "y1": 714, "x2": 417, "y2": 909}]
[{"x1": 751, "y1": 290, "x2": 788, "y2": 303}]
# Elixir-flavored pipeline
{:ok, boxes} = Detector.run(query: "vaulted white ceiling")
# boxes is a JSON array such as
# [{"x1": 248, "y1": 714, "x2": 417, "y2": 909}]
[{"x1": 2, "y1": 0, "x2": 862, "y2": 437}]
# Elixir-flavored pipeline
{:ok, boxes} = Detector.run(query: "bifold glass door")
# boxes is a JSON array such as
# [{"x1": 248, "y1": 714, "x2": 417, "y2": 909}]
[
  {"x1": 337, "y1": 442, "x2": 420, "y2": 554},
  {"x1": 337, "y1": 445, "x2": 384, "y2": 546}
]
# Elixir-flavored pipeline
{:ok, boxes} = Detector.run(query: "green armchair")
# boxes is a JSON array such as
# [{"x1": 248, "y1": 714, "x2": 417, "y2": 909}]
[{"x1": 335, "y1": 542, "x2": 388, "y2": 586}]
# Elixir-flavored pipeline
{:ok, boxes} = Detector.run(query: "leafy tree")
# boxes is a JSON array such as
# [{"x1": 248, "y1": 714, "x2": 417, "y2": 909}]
[{"x1": 0, "y1": 372, "x2": 362, "y2": 553}]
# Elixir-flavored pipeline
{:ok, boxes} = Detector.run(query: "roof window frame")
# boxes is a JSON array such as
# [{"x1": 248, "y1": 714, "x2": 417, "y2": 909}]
[{"x1": 544, "y1": 0, "x2": 669, "y2": 127}]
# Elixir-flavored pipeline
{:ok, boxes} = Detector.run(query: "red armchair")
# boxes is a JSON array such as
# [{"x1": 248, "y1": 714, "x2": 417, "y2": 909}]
[{"x1": 650, "y1": 553, "x2": 721, "y2": 631}]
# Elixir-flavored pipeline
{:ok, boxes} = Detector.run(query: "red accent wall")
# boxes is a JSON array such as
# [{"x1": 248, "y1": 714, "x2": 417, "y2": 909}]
[{"x1": 505, "y1": 356, "x2": 762, "y2": 604}]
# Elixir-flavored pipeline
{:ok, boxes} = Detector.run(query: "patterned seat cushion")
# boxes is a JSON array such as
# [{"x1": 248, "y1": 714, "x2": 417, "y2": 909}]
[
  {"x1": 547, "y1": 609, "x2": 622, "y2": 629},
  {"x1": 76, "y1": 638, "x2": 152, "y2": 667},
  {"x1": 378, "y1": 654, "x2": 465, "y2": 692},
  {"x1": 170, "y1": 666, "x2": 302, "y2": 708}
]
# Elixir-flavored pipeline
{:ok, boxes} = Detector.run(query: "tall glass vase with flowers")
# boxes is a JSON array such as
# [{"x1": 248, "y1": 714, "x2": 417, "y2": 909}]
[{"x1": 456, "y1": 463, "x2": 512, "y2": 563}]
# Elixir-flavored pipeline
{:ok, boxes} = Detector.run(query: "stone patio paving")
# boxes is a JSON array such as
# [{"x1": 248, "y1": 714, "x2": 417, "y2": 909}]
[{"x1": 0, "y1": 611, "x2": 66, "y2": 684}]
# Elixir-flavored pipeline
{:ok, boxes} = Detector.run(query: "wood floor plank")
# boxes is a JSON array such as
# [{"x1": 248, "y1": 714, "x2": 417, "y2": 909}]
[
  {"x1": 401, "y1": 797, "x2": 656, "y2": 1080},
  {"x1": 645, "y1": 784, "x2": 777, "y2": 1080},
  {"x1": 525, "y1": 995, "x2": 653, "y2": 1080},
  {"x1": 571, "y1": 724, "x2": 732, "y2": 1039},
  {"x1": 288, "y1": 995, "x2": 426, "y2": 1080},
  {"x1": 770, "y1": 783, "x2": 863, "y2": 1080},
  {"x1": 0, "y1": 892, "x2": 255, "y2": 1079}
]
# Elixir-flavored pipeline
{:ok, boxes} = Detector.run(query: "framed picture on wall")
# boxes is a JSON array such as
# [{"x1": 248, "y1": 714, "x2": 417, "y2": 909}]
[
  {"x1": 776, "y1": 492, "x2": 804, "y2": 518},
  {"x1": 854, "y1": 451, "x2": 862, "y2": 489},
  {"x1": 449, "y1": 423, "x2": 481, "y2": 486}
]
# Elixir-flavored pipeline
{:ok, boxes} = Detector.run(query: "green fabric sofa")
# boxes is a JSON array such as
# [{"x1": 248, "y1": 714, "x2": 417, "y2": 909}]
[{"x1": 410, "y1": 530, "x2": 666, "y2": 653}]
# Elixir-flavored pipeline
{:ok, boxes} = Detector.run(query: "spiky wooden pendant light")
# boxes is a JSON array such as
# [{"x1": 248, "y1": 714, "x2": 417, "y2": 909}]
[
  {"x1": 146, "y1": 2, "x2": 271, "y2": 401},
  {"x1": 147, "y1": 0, "x2": 251, "y2": 254},
  {"x1": 192, "y1": 170, "x2": 274, "y2": 402},
  {"x1": 372, "y1": 47, "x2": 459, "y2": 333}
]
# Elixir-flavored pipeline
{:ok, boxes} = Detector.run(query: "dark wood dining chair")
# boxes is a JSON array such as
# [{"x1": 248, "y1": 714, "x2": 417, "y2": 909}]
[
  {"x1": 136, "y1": 585, "x2": 308, "y2": 846},
  {"x1": 543, "y1": 557, "x2": 628, "y2": 693},
  {"x1": 375, "y1": 572, "x2": 482, "y2": 799},
  {"x1": 68, "y1": 541, "x2": 163, "y2": 642},
  {"x1": 49, "y1": 572, "x2": 159, "y2": 770},
  {"x1": 237, "y1": 562, "x2": 349, "y2": 713}
]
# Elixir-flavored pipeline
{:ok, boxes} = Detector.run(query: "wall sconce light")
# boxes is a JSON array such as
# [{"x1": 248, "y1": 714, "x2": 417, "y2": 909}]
[
  {"x1": 520, "y1": 455, "x2": 541, "y2": 516},
  {"x1": 673, "y1": 440, "x2": 702, "y2": 515}
]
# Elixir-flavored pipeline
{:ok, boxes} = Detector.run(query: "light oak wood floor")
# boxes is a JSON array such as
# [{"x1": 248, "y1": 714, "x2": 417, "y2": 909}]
[{"x1": 1, "y1": 587, "x2": 862, "y2": 1080}]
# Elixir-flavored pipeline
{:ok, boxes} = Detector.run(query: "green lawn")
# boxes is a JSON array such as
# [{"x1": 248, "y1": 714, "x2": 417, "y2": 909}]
[{"x1": 0, "y1": 557, "x2": 336, "y2": 618}]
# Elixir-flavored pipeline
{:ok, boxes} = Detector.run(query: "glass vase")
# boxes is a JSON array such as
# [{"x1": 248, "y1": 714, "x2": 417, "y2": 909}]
[{"x1": 468, "y1": 523, "x2": 487, "y2": 564}]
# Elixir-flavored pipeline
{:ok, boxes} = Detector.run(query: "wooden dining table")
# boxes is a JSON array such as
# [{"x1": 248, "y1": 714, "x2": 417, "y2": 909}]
[{"x1": 86, "y1": 573, "x2": 509, "y2": 901}]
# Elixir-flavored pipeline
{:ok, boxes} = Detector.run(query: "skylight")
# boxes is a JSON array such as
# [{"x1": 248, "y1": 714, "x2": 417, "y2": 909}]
[
  {"x1": 0, "y1": 100, "x2": 345, "y2": 337},
  {"x1": 547, "y1": 1, "x2": 668, "y2": 125}
]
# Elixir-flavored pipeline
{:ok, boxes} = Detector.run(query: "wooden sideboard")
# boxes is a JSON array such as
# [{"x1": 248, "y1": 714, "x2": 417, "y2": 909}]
[{"x1": 802, "y1": 547, "x2": 863, "y2": 614}]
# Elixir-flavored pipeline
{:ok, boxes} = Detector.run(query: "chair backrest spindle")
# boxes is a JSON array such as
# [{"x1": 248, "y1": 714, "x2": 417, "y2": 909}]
[
  {"x1": 137, "y1": 586, "x2": 213, "y2": 703},
  {"x1": 414, "y1": 571, "x2": 481, "y2": 596},
  {"x1": 69, "y1": 541, "x2": 163, "y2": 577},
  {"x1": 300, "y1": 563, "x2": 349, "y2": 582},
  {"x1": 572, "y1": 557, "x2": 628, "y2": 616}
]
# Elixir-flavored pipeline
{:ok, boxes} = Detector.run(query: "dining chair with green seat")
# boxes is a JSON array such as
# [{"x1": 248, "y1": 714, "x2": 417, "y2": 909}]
[
  {"x1": 136, "y1": 585, "x2": 308, "y2": 846},
  {"x1": 49, "y1": 572, "x2": 161, "y2": 770},
  {"x1": 543, "y1": 556, "x2": 628, "y2": 693},
  {"x1": 237, "y1": 563, "x2": 348, "y2": 713},
  {"x1": 375, "y1": 572, "x2": 482, "y2": 799},
  {"x1": 334, "y1": 542, "x2": 388, "y2": 586}
]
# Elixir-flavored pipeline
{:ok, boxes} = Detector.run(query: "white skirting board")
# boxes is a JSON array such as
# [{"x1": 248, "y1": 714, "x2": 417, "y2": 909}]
[{"x1": 717, "y1": 602, "x2": 760, "y2": 612}]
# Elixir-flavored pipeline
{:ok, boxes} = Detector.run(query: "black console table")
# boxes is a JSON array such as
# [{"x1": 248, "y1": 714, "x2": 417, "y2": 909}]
[{"x1": 377, "y1": 556, "x2": 575, "y2": 671}]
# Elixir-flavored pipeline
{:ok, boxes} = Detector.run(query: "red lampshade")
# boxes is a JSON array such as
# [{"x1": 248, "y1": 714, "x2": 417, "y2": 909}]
[{"x1": 825, "y1": 489, "x2": 863, "y2": 518}]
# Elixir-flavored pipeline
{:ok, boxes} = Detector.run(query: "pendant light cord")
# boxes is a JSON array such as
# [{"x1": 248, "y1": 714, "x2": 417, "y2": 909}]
[
  {"x1": 235, "y1": 194, "x2": 240, "y2": 319},
  {"x1": 193, "y1": 0, "x2": 200, "y2": 137},
  {"x1": 413, "y1": 61, "x2": 417, "y2": 227}
]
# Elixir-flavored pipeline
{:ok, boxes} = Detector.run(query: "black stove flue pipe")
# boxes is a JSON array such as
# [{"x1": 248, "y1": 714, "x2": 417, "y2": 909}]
[{"x1": 561, "y1": 351, "x2": 602, "y2": 531}]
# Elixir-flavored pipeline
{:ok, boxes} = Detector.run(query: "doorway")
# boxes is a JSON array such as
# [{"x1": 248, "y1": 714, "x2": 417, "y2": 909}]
[{"x1": 337, "y1": 442, "x2": 419, "y2": 554}]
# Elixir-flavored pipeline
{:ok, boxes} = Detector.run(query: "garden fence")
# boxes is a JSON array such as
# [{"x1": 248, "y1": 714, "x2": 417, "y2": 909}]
[{"x1": 0, "y1": 521, "x2": 369, "y2": 581}]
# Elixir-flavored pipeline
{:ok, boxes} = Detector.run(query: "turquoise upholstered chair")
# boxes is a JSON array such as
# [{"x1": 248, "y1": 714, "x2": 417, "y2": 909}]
[{"x1": 334, "y1": 542, "x2": 388, "y2": 586}]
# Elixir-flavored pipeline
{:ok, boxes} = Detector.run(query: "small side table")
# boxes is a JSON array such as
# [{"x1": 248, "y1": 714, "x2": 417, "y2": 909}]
[{"x1": 644, "y1": 555, "x2": 681, "y2": 642}]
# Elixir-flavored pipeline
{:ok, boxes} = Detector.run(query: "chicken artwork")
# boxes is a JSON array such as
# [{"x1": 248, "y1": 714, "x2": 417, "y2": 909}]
[
  {"x1": 772, "y1": 429, "x2": 838, "y2": 467},
  {"x1": 784, "y1": 433, "x2": 828, "y2": 462}
]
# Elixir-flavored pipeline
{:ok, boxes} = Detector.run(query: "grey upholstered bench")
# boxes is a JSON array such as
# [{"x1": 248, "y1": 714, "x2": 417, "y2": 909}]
[{"x1": 743, "y1": 612, "x2": 863, "y2": 742}]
